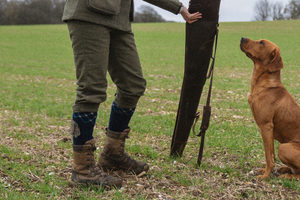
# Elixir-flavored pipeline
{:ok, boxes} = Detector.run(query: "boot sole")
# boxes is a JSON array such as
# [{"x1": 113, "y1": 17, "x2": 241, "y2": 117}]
[{"x1": 101, "y1": 164, "x2": 149, "y2": 175}]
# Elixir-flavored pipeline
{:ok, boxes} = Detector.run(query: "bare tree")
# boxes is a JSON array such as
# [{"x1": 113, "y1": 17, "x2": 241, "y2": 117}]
[
  {"x1": 134, "y1": 5, "x2": 166, "y2": 23},
  {"x1": 19, "y1": 0, "x2": 53, "y2": 24},
  {"x1": 272, "y1": 2, "x2": 285, "y2": 20},
  {"x1": 254, "y1": 0, "x2": 300, "y2": 21},
  {"x1": 3, "y1": 0, "x2": 22, "y2": 25},
  {"x1": 285, "y1": 0, "x2": 300, "y2": 19},
  {"x1": 51, "y1": 0, "x2": 66, "y2": 24},
  {"x1": 254, "y1": 0, "x2": 272, "y2": 21},
  {"x1": 0, "y1": 0, "x2": 8, "y2": 24}
]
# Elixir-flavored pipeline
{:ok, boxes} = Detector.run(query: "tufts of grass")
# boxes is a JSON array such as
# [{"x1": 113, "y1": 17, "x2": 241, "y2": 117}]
[{"x1": 1, "y1": 20, "x2": 300, "y2": 199}]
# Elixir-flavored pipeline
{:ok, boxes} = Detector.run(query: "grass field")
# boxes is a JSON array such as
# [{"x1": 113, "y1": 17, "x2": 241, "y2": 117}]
[{"x1": 1, "y1": 20, "x2": 300, "y2": 199}]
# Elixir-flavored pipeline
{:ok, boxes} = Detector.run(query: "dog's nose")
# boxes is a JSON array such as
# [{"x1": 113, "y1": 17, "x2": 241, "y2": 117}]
[{"x1": 241, "y1": 37, "x2": 247, "y2": 43}]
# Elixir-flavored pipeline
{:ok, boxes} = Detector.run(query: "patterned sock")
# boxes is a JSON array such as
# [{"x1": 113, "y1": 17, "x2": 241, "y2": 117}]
[
  {"x1": 70, "y1": 112, "x2": 97, "y2": 145},
  {"x1": 108, "y1": 101, "x2": 135, "y2": 132}
]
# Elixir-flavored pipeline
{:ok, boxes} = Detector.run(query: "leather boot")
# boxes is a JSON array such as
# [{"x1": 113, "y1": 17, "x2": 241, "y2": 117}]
[
  {"x1": 98, "y1": 128, "x2": 149, "y2": 175},
  {"x1": 70, "y1": 138, "x2": 122, "y2": 189}
]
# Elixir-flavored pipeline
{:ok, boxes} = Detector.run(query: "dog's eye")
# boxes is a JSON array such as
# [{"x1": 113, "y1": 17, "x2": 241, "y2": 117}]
[{"x1": 259, "y1": 41, "x2": 264, "y2": 45}]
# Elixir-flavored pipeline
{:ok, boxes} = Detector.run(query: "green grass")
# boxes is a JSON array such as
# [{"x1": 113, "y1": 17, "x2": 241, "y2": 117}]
[{"x1": 1, "y1": 20, "x2": 300, "y2": 199}]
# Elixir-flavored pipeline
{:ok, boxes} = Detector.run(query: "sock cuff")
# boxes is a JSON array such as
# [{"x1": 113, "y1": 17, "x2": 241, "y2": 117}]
[
  {"x1": 111, "y1": 101, "x2": 135, "y2": 116},
  {"x1": 73, "y1": 112, "x2": 97, "y2": 125}
]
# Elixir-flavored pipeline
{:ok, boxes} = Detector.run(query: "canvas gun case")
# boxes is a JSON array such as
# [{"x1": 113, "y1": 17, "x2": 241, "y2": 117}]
[{"x1": 170, "y1": 0, "x2": 221, "y2": 165}]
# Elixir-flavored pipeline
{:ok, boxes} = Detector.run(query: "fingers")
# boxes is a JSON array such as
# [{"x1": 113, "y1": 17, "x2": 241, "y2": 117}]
[
  {"x1": 187, "y1": 19, "x2": 198, "y2": 24},
  {"x1": 184, "y1": 12, "x2": 203, "y2": 24},
  {"x1": 188, "y1": 13, "x2": 202, "y2": 24},
  {"x1": 191, "y1": 12, "x2": 203, "y2": 18}
]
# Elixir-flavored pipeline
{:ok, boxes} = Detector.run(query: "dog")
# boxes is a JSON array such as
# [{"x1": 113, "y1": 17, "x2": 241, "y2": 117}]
[{"x1": 240, "y1": 37, "x2": 300, "y2": 180}]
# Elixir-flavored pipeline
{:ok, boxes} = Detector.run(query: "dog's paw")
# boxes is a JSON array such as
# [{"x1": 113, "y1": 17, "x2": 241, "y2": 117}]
[
  {"x1": 277, "y1": 166, "x2": 292, "y2": 174},
  {"x1": 257, "y1": 168, "x2": 265, "y2": 175},
  {"x1": 257, "y1": 174, "x2": 270, "y2": 180}
]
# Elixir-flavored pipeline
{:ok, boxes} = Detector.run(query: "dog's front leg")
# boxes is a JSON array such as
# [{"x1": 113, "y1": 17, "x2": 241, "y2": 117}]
[{"x1": 258, "y1": 123, "x2": 275, "y2": 180}]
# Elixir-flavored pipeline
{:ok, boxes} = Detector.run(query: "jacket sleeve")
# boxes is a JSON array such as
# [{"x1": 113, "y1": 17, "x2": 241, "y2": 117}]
[{"x1": 143, "y1": 0, "x2": 182, "y2": 14}]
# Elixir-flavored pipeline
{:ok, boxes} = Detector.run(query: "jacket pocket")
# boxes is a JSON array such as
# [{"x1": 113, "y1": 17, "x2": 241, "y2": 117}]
[{"x1": 87, "y1": 0, "x2": 122, "y2": 15}]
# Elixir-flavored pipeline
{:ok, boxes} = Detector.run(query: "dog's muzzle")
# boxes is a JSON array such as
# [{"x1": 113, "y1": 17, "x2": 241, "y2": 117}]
[
  {"x1": 241, "y1": 37, "x2": 248, "y2": 44},
  {"x1": 240, "y1": 37, "x2": 248, "y2": 53}
]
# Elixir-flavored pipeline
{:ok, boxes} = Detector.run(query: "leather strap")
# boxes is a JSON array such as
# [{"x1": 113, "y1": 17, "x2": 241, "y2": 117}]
[{"x1": 192, "y1": 25, "x2": 219, "y2": 167}]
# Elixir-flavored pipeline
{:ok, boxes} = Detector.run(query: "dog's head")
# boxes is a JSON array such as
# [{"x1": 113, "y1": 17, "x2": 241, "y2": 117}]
[{"x1": 240, "y1": 37, "x2": 283, "y2": 72}]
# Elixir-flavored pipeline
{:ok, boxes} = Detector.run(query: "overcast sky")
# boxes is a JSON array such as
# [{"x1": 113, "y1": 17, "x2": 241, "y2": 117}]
[{"x1": 134, "y1": 0, "x2": 291, "y2": 22}]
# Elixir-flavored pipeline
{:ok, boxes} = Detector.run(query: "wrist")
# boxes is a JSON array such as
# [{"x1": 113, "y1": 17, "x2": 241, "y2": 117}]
[{"x1": 179, "y1": 4, "x2": 184, "y2": 14}]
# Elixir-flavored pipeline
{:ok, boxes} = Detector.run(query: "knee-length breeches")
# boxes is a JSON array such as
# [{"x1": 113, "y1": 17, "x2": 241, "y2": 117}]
[{"x1": 67, "y1": 20, "x2": 147, "y2": 112}]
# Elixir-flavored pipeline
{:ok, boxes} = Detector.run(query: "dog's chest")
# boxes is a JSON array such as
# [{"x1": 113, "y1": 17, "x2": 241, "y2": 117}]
[
  {"x1": 247, "y1": 94, "x2": 255, "y2": 110},
  {"x1": 247, "y1": 92, "x2": 274, "y2": 122}
]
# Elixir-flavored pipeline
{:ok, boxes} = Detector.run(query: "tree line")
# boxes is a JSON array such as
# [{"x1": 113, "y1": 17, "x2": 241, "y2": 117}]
[
  {"x1": 254, "y1": 0, "x2": 300, "y2": 21},
  {"x1": 134, "y1": 5, "x2": 167, "y2": 23},
  {"x1": 0, "y1": 0, "x2": 166, "y2": 25},
  {"x1": 0, "y1": 0, "x2": 65, "y2": 25}
]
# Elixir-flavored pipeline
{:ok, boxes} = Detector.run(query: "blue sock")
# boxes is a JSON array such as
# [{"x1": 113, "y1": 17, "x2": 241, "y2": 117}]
[
  {"x1": 71, "y1": 112, "x2": 97, "y2": 145},
  {"x1": 108, "y1": 101, "x2": 135, "y2": 132}
]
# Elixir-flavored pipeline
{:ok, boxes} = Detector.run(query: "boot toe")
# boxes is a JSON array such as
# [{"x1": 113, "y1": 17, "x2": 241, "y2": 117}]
[{"x1": 132, "y1": 161, "x2": 149, "y2": 175}]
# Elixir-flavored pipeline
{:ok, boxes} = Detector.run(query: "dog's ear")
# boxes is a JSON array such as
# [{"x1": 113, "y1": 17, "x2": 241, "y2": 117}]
[{"x1": 269, "y1": 49, "x2": 283, "y2": 72}]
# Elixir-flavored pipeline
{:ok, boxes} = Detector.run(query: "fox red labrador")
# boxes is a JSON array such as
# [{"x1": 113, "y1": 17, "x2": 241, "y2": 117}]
[{"x1": 240, "y1": 37, "x2": 300, "y2": 180}]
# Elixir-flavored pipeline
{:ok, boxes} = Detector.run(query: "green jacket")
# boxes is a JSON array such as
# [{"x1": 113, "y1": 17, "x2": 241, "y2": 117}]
[{"x1": 62, "y1": 0, "x2": 182, "y2": 32}]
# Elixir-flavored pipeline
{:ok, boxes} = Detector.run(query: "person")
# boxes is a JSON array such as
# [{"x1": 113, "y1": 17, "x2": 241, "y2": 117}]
[{"x1": 62, "y1": 0, "x2": 202, "y2": 189}]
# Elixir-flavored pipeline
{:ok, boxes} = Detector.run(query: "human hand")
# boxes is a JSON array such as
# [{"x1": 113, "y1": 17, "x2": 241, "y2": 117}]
[{"x1": 180, "y1": 6, "x2": 202, "y2": 24}]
